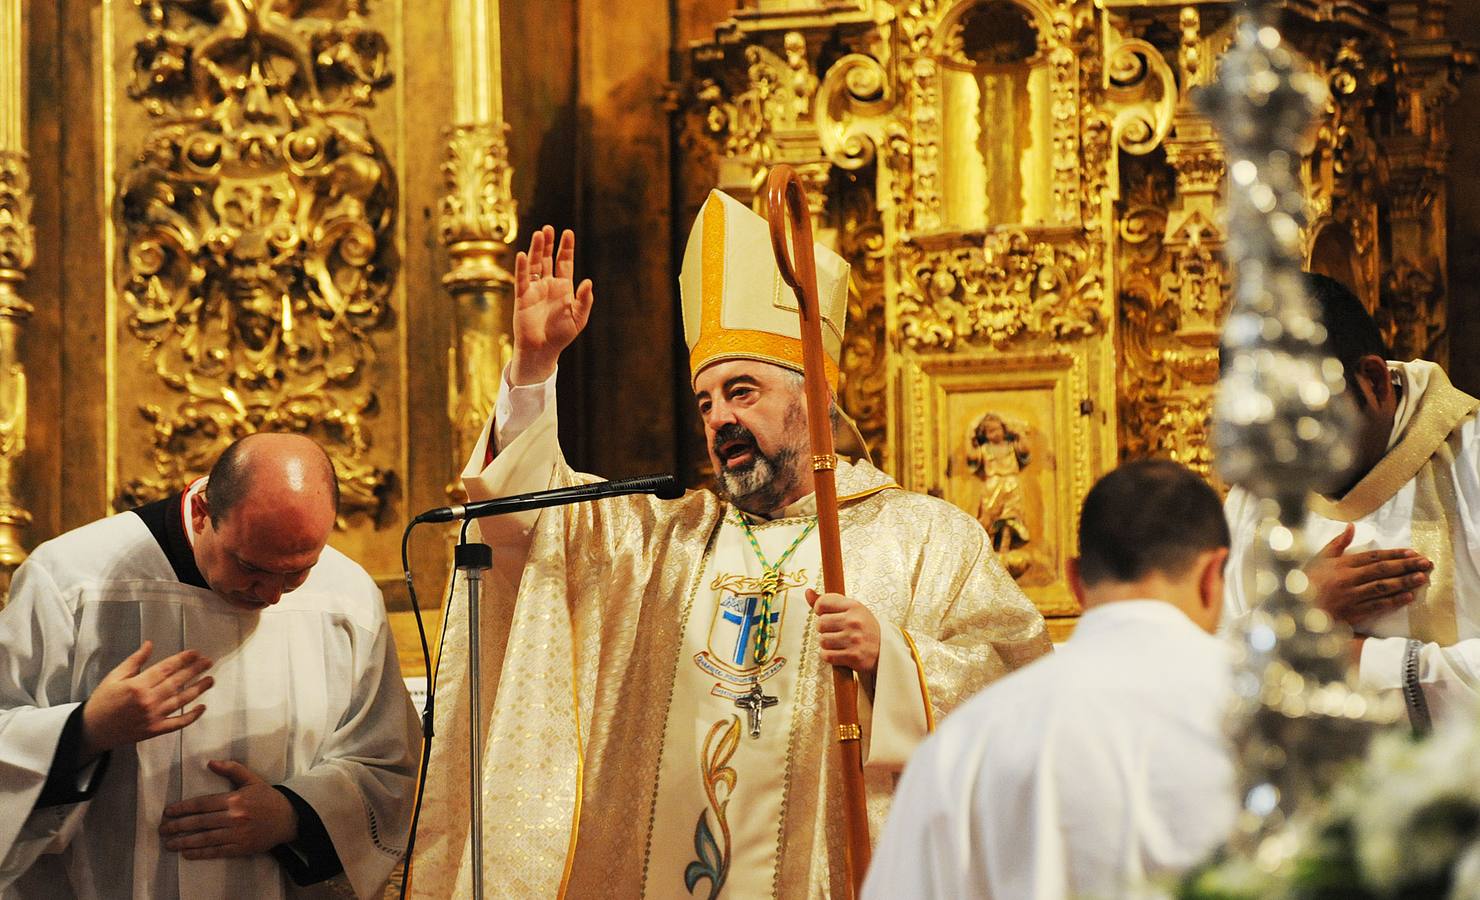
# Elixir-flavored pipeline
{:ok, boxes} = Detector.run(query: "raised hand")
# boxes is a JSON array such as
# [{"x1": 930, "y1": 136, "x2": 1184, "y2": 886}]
[
  {"x1": 81, "y1": 640, "x2": 214, "y2": 760},
  {"x1": 1306, "y1": 523, "x2": 1432, "y2": 628},
  {"x1": 511, "y1": 225, "x2": 595, "y2": 386},
  {"x1": 159, "y1": 760, "x2": 298, "y2": 859}
]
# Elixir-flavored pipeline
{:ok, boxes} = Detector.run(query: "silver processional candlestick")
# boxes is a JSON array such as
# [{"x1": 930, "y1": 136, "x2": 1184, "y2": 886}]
[{"x1": 1199, "y1": 0, "x2": 1401, "y2": 860}]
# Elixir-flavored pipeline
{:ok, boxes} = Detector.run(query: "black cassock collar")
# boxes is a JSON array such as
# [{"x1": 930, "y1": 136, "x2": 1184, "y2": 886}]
[{"x1": 130, "y1": 492, "x2": 210, "y2": 590}]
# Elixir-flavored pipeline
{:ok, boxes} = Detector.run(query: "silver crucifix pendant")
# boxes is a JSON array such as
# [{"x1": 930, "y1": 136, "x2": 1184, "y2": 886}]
[{"x1": 734, "y1": 682, "x2": 779, "y2": 739}]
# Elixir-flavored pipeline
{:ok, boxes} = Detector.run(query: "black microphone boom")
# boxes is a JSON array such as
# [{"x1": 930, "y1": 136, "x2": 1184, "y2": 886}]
[{"x1": 413, "y1": 473, "x2": 684, "y2": 523}]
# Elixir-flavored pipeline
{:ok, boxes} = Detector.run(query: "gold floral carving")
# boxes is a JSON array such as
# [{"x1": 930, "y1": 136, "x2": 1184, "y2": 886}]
[
  {"x1": 1304, "y1": 34, "x2": 1382, "y2": 298},
  {"x1": 1116, "y1": 131, "x2": 1223, "y2": 474},
  {"x1": 440, "y1": 123, "x2": 518, "y2": 253},
  {"x1": 1377, "y1": 21, "x2": 1470, "y2": 362},
  {"x1": 1104, "y1": 37, "x2": 1176, "y2": 158},
  {"x1": 694, "y1": 31, "x2": 823, "y2": 185},
  {"x1": 1104, "y1": 14, "x2": 1209, "y2": 467},
  {"x1": 118, "y1": 0, "x2": 397, "y2": 522},
  {"x1": 685, "y1": 1, "x2": 1473, "y2": 618},
  {"x1": 896, "y1": 232, "x2": 1105, "y2": 351},
  {"x1": 0, "y1": 152, "x2": 32, "y2": 275},
  {"x1": 836, "y1": 192, "x2": 889, "y2": 468},
  {"x1": 892, "y1": 0, "x2": 1087, "y2": 233},
  {"x1": 1384, "y1": 253, "x2": 1443, "y2": 358},
  {"x1": 816, "y1": 53, "x2": 891, "y2": 171}
]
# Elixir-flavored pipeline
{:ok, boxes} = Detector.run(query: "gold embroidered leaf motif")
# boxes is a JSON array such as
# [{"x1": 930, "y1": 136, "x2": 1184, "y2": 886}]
[
  {"x1": 703, "y1": 715, "x2": 741, "y2": 806},
  {"x1": 687, "y1": 716, "x2": 742, "y2": 898}
]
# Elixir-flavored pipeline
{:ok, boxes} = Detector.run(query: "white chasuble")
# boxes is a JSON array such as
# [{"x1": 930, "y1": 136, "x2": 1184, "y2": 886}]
[{"x1": 412, "y1": 389, "x2": 1054, "y2": 900}]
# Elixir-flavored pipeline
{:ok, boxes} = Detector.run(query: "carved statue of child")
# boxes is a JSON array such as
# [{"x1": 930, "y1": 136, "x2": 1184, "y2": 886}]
[{"x1": 967, "y1": 412, "x2": 1032, "y2": 556}]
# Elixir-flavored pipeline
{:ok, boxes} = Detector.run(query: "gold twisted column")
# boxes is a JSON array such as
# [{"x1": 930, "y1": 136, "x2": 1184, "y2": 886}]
[
  {"x1": 0, "y1": 0, "x2": 33, "y2": 597},
  {"x1": 442, "y1": 0, "x2": 518, "y2": 498}
]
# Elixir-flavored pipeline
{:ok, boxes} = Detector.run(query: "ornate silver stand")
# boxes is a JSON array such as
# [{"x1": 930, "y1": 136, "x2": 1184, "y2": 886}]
[{"x1": 1201, "y1": 1, "x2": 1402, "y2": 858}]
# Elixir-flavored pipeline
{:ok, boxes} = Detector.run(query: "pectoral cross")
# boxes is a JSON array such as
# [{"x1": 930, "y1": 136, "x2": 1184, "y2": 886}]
[{"x1": 734, "y1": 682, "x2": 779, "y2": 739}]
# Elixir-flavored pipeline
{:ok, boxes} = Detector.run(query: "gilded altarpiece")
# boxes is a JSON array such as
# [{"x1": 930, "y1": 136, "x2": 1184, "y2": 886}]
[
  {"x1": 105, "y1": 0, "x2": 413, "y2": 580},
  {"x1": 28, "y1": 0, "x2": 466, "y2": 621},
  {"x1": 683, "y1": 0, "x2": 1471, "y2": 635},
  {"x1": 114, "y1": 0, "x2": 401, "y2": 529}
]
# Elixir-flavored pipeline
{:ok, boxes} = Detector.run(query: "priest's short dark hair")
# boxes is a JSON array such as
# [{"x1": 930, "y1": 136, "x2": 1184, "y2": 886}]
[
  {"x1": 1218, "y1": 273, "x2": 1390, "y2": 385},
  {"x1": 1304, "y1": 272, "x2": 1391, "y2": 375},
  {"x1": 1076, "y1": 459, "x2": 1228, "y2": 586}
]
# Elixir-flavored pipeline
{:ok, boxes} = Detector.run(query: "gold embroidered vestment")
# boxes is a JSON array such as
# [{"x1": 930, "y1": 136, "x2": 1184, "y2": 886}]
[{"x1": 413, "y1": 406, "x2": 1050, "y2": 898}]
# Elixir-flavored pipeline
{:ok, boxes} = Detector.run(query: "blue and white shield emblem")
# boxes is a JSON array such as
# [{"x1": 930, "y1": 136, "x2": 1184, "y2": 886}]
[
  {"x1": 696, "y1": 571, "x2": 808, "y2": 682},
  {"x1": 716, "y1": 591, "x2": 779, "y2": 668}
]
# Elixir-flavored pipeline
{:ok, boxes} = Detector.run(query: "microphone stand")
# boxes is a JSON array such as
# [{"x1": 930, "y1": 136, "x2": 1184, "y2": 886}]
[{"x1": 456, "y1": 535, "x2": 493, "y2": 900}]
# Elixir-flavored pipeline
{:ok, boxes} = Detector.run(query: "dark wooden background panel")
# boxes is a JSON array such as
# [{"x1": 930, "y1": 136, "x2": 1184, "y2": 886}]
[
  {"x1": 503, "y1": 0, "x2": 706, "y2": 483},
  {"x1": 1447, "y1": 3, "x2": 1480, "y2": 398},
  {"x1": 20, "y1": 0, "x2": 62, "y2": 544}
]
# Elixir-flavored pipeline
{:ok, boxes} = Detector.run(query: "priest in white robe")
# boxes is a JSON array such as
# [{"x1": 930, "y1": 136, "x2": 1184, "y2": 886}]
[
  {"x1": 412, "y1": 191, "x2": 1051, "y2": 897},
  {"x1": 865, "y1": 460, "x2": 1237, "y2": 900},
  {"x1": 0, "y1": 434, "x2": 421, "y2": 899},
  {"x1": 1223, "y1": 274, "x2": 1480, "y2": 732}
]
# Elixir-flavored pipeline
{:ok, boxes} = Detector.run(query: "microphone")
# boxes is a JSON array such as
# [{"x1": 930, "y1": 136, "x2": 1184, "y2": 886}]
[{"x1": 412, "y1": 473, "x2": 684, "y2": 524}]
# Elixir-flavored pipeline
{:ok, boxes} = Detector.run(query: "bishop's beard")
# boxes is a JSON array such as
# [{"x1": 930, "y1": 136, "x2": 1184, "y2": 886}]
[{"x1": 712, "y1": 416, "x2": 806, "y2": 516}]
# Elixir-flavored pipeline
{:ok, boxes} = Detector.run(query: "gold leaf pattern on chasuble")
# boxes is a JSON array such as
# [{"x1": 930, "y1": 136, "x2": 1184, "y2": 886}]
[{"x1": 421, "y1": 410, "x2": 1049, "y2": 898}]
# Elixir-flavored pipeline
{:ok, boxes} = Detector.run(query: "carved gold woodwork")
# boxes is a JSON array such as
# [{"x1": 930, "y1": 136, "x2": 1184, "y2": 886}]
[
  {"x1": 1378, "y1": 20, "x2": 1473, "y2": 364},
  {"x1": 684, "y1": 0, "x2": 1472, "y2": 631},
  {"x1": 115, "y1": 0, "x2": 398, "y2": 525},
  {"x1": 0, "y1": 0, "x2": 32, "y2": 595},
  {"x1": 902, "y1": 349, "x2": 1099, "y2": 630},
  {"x1": 441, "y1": 0, "x2": 518, "y2": 498}
]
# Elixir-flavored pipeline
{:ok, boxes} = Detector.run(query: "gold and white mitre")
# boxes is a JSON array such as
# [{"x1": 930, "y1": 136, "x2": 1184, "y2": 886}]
[{"x1": 679, "y1": 189, "x2": 850, "y2": 390}]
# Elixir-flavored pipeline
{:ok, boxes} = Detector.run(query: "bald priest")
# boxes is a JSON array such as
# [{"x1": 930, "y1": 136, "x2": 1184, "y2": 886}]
[
  {"x1": 0, "y1": 434, "x2": 420, "y2": 899},
  {"x1": 411, "y1": 190, "x2": 1052, "y2": 897}
]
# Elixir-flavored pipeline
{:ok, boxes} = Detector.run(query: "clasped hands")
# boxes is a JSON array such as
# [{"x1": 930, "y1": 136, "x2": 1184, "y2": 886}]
[
  {"x1": 79, "y1": 640, "x2": 297, "y2": 859},
  {"x1": 1304, "y1": 524, "x2": 1433, "y2": 662},
  {"x1": 1306, "y1": 523, "x2": 1432, "y2": 627}
]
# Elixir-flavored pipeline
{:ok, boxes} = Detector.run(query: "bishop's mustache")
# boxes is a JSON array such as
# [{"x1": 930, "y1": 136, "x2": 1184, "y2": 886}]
[{"x1": 712, "y1": 423, "x2": 759, "y2": 464}]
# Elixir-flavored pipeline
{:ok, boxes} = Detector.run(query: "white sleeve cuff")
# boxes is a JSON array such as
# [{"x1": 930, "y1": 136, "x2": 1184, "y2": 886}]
[
  {"x1": 494, "y1": 364, "x2": 558, "y2": 453},
  {"x1": 858, "y1": 624, "x2": 932, "y2": 772},
  {"x1": 1358, "y1": 636, "x2": 1408, "y2": 693}
]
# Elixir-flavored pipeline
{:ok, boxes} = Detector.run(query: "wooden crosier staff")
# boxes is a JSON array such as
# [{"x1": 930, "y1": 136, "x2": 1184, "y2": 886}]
[{"x1": 764, "y1": 166, "x2": 871, "y2": 896}]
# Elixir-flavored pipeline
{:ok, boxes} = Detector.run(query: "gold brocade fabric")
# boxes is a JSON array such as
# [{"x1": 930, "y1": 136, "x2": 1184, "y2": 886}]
[
  {"x1": 411, "y1": 407, "x2": 1050, "y2": 898},
  {"x1": 1309, "y1": 366, "x2": 1480, "y2": 646}
]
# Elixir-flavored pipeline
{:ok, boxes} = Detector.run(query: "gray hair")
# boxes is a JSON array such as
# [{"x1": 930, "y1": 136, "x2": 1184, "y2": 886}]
[{"x1": 778, "y1": 367, "x2": 842, "y2": 429}]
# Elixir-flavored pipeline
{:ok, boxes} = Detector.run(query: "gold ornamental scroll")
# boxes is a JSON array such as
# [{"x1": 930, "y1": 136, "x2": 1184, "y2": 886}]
[
  {"x1": 441, "y1": 0, "x2": 518, "y2": 499},
  {"x1": 113, "y1": 1, "x2": 402, "y2": 525},
  {"x1": 0, "y1": 0, "x2": 34, "y2": 598}
]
